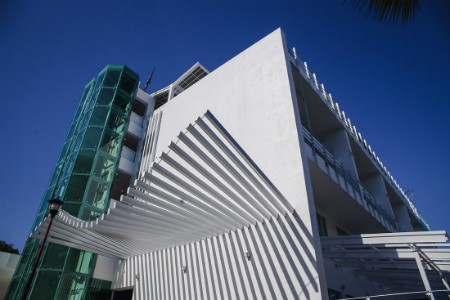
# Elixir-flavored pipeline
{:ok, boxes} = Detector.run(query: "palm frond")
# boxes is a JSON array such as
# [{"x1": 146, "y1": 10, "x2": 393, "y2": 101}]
[{"x1": 346, "y1": 0, "x2": 422, "y2": 23}]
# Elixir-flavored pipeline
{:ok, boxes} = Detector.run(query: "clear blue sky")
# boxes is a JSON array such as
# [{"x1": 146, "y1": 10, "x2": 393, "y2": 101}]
[{"x1": 1, "y1": 1, "x2": 449, "y2": 252}]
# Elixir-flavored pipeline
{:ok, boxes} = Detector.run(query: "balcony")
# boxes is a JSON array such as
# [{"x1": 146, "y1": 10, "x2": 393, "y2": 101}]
[
  {"x1": 127, "y1": 112, "x2": 144, "y2": 138},
  {"x1": 288, "y1": 48, "x2": 428, "y2": 230},
  {"x1": 302, "y1": 127, "x2": 398, "y2": 232}
]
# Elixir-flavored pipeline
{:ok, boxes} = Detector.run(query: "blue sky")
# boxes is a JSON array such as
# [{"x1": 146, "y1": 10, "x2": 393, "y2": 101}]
[{"x1": 1, "y1": 1, "x2": 449, "y2": 252}]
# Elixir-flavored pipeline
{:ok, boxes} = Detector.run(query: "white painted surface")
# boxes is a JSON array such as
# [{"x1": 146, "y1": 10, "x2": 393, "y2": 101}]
[
  {"x1": 0, "y1": 252, "x2": 20, "y2": 300},
  {"x1": 93, "y1": 255, "x2": 118, "y2": 282},
  {"x1": 151, "y1": 28, "x2": 324, "y2": 298}
]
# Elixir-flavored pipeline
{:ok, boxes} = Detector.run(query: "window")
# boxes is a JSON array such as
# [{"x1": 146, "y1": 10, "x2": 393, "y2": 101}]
[{"x1": 317, "y1": 213, "x2": 328, "y2": 236}]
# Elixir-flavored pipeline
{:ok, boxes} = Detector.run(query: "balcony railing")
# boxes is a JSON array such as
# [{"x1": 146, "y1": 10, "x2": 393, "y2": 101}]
[
  {"x1": 288, "y1": 48, "x2": 428, "y2": 229},
  {"x1": 302, "y1": 126, "x2": 399, "y2": 232}
]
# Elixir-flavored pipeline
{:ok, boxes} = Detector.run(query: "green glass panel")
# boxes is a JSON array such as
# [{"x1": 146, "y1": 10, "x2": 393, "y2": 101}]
[
  {"x1": 103, "y1": 69, "x2": 121, "y2": 87},
  {"x1": 81, "y1": 127, "x2": 103, "y2": 149},
  {"x1": 100, "y1": 131, "x2": 121, "y2": 157},
  {"x1": 30, "y1": 212, "x2": 46, "y2": 234},
  {"x1": 56, "y1": 140, "x2": 71, "y2": 165},
  {"x1": 56, "y1": 176, "x2": 69, "y2": 198},
  {"x1": 65, "y1": 249, "x2": 95, "y2": 274},
  {"x1": 119, "y1": 73, "x2": 136, "y2": 95},
  {"x1": 29, "y1": 270, "x2": 58, "y2": 300},
  {"x1": 113, "y1": 93, "x2": 131, "y2": 111},
  {"x1": 91, "y1": 106, "x2": 110, "y2": 126},
  {"x1": 8, "y1": 65, "x2": 140, "y2": 300},
  {"x1": 41, "y1": 244, "x2": 68, "y2": 269},
  {"x1": 94, "y1": 71, "x2": 106, "y2": 91},
  {"x1": 62, "y1": 202, "x2": 81, "y2": 216},
  {"x1": 72, "y1": 150, "x2": 95, "y2": 174},
  {"x1": 60, "y1": 153, "x2": 77, "y2": 182},
  {"x1": 85, "y1": 180, "x2": 109, "y2": 207},
  {"x1": 47, "y1": 163, "x2": 62, "y2": 194},
  {"x1": 16, "y1": 242, "x2": 34, "y2": 274},
  {"x1": 96, "y1": 88, "x2": 115, "y2": 106},
  {"x1": 106, "y1": 111, "x2": 126, "y2": 134},
  {"x1": 4, "y1": 276, "x2": 20, "y2": 300},
  {"x1": 94, "y1": 155, "x2": 115, "y2": 182},
  {"x1": 65, "y1": 175, "x2": 89, "y2": 202},
  {"x1": 80, "y1": 207, "x2": 102, "y2": 220},
  {"x1": 72, "y1": 131, "x2": 84, "y2": 153},
  {"x1": 88, "y1": 278, "x2": 112, "y2": 299}
]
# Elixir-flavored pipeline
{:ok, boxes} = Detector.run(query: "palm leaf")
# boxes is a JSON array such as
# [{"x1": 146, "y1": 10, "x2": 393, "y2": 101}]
[{"x1": 347, "y1": 0, "x2": 422, "y2": 23}]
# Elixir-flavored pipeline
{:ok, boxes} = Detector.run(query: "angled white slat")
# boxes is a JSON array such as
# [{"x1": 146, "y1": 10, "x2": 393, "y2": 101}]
[
  {"x1": 187, "y1": 124, "x2": 279, "y2": 218},
  {"x1": 148, "y1": 166, "x2": 243, "y2": 229},
  {"x1": 178, "y1": 131, "x2": 268, "y2": 221},
  {"x1": 133, "y1": 179, "x2": 229, "y2": 233}
]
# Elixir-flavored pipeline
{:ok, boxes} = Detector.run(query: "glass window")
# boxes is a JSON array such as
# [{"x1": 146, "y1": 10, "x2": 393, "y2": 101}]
[
  {"x1": 103, "y1": 69, "x2": 121, "y2": 87},
  {"x1": 41, "y1": 244, "x2": 68, "y2": 269},
  {"x1": 65, "y1": 175, "x2": 89, "y2": 202},
  {"x1": 85, "y1": 180, "x2": 110, "y2": 207},
  {"x1": 113, "y1": 93, "x2": 130, "y2": 111},
  {"x1": 94, "y1": 71, "x2": 106, "y2": 90},
  {"x1": 61, "y1": 202, "x2": 81, "y2": 216},
  {"x1": 71, "y1": 132, "x2": 84, "y2": 153},
  {"x1": 73, "y1": 150, "x2": 95, "y2": 174},
  {"x1": 119, "y1": 73, "x2": 136, "y2": 95},
  {"x1": 80, "y1": 207, "x2": 103, "y2": 221},
  {"x1": 56, "y1": 176, "x2": 69, "y2": 198},
  {"x1": 56, "y1": 141, "x2": 71, "y2": 165},
  {"x1": 96, "y1": 88, "x2": 115, "y2": 106},
  {"x1": 81, "y1": 127, "x2": 103, "y2": 149},
  {"x1": 60, "y1": 153, "x2": 77, "y2": 182},
  {"x1": 5, "y1": 276, "x2": 20, "y2": 298},
  {"x1": 94, "y1": 155, "x2": 115, "y2": 182},
  {"x1": 100, "y1": 131, "x2": 121, "y2": 157},
  {"x1": 29, "y1": 270, "x2": 58, "y2": 300},
  {"x1": 48, "y1": 162, "x2": 63, "y2": 189},
  {"x1": 90, "y1": 105, "x2": 109, "y2": 126},
  {"x1": 107, "y1": 111, "x2": 126, "y2": 134}
]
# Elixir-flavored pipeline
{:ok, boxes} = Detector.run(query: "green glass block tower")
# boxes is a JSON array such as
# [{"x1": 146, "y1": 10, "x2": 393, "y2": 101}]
[{"x1": 6, "y1": 65, "x2": 139, "y2": 300}]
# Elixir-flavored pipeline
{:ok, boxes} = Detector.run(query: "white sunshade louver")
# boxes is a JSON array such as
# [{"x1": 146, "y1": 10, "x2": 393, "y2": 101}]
[{"x1": 32, "y1": 111, "x2": 293, "y2": 258}]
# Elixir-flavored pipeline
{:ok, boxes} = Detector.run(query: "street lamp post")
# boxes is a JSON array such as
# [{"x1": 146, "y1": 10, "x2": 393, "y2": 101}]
[{"x1": 21, "y1": 198, "x2": 64, "y2": 300}]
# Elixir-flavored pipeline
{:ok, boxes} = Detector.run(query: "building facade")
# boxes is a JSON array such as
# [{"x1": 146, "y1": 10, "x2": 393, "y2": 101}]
[{"x1": 7, "y1": 29, "x2": 449, "y2": 300}]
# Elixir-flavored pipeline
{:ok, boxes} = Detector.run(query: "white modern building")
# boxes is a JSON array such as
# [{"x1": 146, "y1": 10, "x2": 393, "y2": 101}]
[{"x1": 10, "y1": 29, "x2": 450, "y2": 300}]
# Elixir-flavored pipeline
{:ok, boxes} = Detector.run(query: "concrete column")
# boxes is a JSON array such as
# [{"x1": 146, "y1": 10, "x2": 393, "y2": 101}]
[
  {"x1": 361, "y1": 174, "x2": 395, "y2": 219},
  {"x1": 323, "y1": 128, "x2": 359, "y2": 182},
  {"x1": 393, "y1": 203, "x2": 414, "y2": 231}
]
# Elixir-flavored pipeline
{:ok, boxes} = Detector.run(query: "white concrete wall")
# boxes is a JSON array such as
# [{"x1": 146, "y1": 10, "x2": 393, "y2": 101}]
[
  {"x1": 114, "y1": 214, "x2": 323, "y2": 300},
  {"x1": 119, "y1": 28, "x2": 326, "y2": 299},
  {"x1": 0, "y1": 252, "x2": 20, "y2": 300},
  {"x1": 93, "y1": 255, "x2": 119, "y2": 282}
]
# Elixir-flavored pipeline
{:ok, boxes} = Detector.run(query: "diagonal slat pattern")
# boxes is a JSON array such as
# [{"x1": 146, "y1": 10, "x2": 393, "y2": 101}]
[{"x1": 32, "y1": 111, "x2": 292, "y2": 258}]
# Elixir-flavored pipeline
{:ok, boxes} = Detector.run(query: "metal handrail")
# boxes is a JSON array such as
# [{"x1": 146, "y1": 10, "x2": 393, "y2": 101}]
[
  {"x1": 302, "y1": 127, "x2": 399, "y2": 231},
  {"x1": 289, "y1": 48, "x2": 428, "y2": 229}
]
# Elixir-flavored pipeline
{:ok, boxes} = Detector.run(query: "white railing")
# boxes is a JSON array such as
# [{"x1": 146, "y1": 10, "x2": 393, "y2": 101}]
[
  {"x1": 289, "y1": 48, "x2": 429, "y2": 230},
  {"x1": 302, "y1": 126, "x2": 399, "y2": 231}
]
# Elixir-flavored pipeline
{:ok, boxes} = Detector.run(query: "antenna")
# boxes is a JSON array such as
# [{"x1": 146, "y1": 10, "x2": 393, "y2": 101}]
[
  {"x1": 143, "y1": 67, "x2": 155, "y2": 92},
  {"x1": 405, "y1": 188, "x2": 414, "y2": 200}
]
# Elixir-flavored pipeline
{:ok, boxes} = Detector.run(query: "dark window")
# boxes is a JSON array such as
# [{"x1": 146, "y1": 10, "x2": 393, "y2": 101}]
[{"x1": 317, "y1": 213, "x2": 328, "y2": 236}]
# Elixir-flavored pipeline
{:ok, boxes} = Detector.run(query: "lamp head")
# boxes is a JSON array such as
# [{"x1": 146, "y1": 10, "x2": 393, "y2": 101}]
[{"x1": 48, "y1": 198, "x2": 64, "y2": 218}]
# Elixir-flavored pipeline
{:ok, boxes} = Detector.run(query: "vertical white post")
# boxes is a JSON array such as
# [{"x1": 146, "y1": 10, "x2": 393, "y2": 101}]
[{"x1": 413, "y1": 249, "x2": 435, "y2": 300}]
